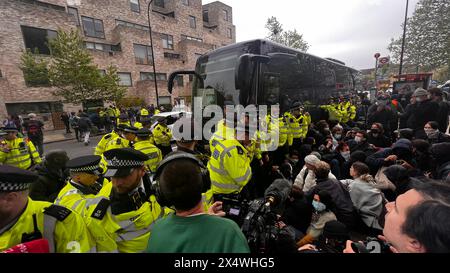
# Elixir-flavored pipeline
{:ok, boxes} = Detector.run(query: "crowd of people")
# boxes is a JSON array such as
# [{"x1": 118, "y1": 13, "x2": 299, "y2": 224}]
[{"x1": 1, "y1": 86, "x2": 450, "y2": 253}]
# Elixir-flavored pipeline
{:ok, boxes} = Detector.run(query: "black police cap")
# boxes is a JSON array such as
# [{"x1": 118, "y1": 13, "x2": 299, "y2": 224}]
[
  {"x1": 3, "y1": 125, "x2": 18, "y2": 132},
  {"x1": 66, "y1": 155, "x2": 102, "y2": 174},
  {"x1": 0, "y1": 165, "x2": 38, "y2": 192},
  {"x1": 123, "y1": 126, "x2": 138, "y2": 134},
  {"x1": 136, "y1": 128, "x2": 151, "y2": 137},
  {"x1": 103, "y1": 148, "x2": 149, "y2": 177}
]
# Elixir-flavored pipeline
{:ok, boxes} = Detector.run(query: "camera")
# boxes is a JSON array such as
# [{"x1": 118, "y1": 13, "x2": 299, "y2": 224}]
[{"x1": 351, "y1": 237, "x2": 392, "y2": 253}]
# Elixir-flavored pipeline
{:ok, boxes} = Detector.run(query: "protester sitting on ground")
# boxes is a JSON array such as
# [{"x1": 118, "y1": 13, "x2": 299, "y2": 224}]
[
  {"x1": 340, "y1": 162, "x2": 384, "y2": 233},
  {"x1": 424, "y1": 121, "x2": 450, "y2": 144},
  {"x1": 296, "y1": 190, "x2": 337, "y2": 247},
  {"x1": 294, "y1": 154, "x2": 336, "y2": 192},
  {"x1": 306, "y1": 161, "x2": 356, "y2": 229},
  {"x1": 367, "y1": 123, "x2": 392, "y2": 149},
  {"x1": 383, "y1": 165, "x2": 422, "y2": 199},
  {"x1": 429, "y1": 142, "x2": 450, "y2": 182}
]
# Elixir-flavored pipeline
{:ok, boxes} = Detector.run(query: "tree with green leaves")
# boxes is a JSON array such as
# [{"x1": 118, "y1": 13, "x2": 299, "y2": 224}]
[
  {"x1": 19, "y1": 49, "x2": 50, "y2": 87},
  {"x1": 388, "y1": 0, "x2": 450, "y2": 76},
  {"x1": 265, "y1": 16, "x2": 309, "y2": 52},
  {"x1": 48, "y1": 29, "x2": 125, "y2": 108}
]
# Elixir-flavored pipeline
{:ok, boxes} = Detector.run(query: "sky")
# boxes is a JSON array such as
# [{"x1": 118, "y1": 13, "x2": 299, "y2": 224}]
[{"x1": 204, "y1": 0, "x2": 420, "y2": 70}]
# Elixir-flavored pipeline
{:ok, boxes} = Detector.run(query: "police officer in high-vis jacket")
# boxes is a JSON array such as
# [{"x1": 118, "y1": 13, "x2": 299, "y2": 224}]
[
  {"x1": 0, "y1": 165, "x2": 94, "y2": 253},
  {"x1": 55, "y1": 155, "x2": 109, "y2": 216},
  {"x1": 0, "y1": 125, "x2": 41, "y2": 170},
  {"x1": 84, "y1": 148, "x2": 166, "y2": 253}
]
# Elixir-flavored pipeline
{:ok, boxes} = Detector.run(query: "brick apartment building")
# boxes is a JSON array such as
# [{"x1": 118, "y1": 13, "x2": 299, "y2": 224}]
[{"x1": 0, "y1": 0, "x2": 235, "y2": 129}]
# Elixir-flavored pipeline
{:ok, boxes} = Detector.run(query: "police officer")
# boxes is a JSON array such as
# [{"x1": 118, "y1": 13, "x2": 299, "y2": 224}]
[
  {"x1": 152, "y1": 117, "x2": 172, "y2": 157},
  {"x1": 55, "y1": 155, "x2": 109, "y2": 216},
  {"x1": 0, "y1": 165, "x2": 94, "y2": 253},
  {"x1": 84, "y1": 148, "x2": 166, "y2": 253},
  {"x1": 133, "y1": 128, "x2": 162, "y2": 173},
  {"x1": 207, "y1": 122, "x2": 252, "y2": 201},
  {"x1": 140, "y1": 106, "x2": 149, "y2": 121},
  {"x1": 0, "y1": 125, "x2": 41, "y2": 170},
  {"x1": 289, "y1": 102, "x2": 305, "y2": 152},
  {"x1": 117, "y1": 113, "x2": 131, "y2": 127},
  {"x1": 104, "y1": 126, "x2": 137, "y2": 152}
]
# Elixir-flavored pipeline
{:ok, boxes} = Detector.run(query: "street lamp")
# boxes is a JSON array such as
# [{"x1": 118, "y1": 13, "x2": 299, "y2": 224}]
[
  {"x1": 374, "y1": 53, "x2": 380, "y2": 91},
  {"x1": 399, "y1": 0, "x2": 409, "y2": 76},
  {"x1": 147, "y1": 0, "x2": 159, "y2": 107}
]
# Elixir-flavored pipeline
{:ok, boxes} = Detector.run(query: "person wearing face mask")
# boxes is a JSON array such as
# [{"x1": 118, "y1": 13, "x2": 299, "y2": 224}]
[
  {"x1": 399, "y1": 88, "x2": 439, "y2": 139},
  {"x1": 296, "y1": 190, "x2": 337, "y2": 247},
  {"x1": 348, "y1": 130, "x2": 375, "y2": 156},
  {"x1": 367, "y1": 123, "x2": 392, "y2": 149},
  {"x1": 331, "y1": 125, "x2": 343, "y2": 150},
  {"x1": 367, "y1": 94, "x2": 397, "y2": 136},
  {"x1": 424, "y1": 121, "x2": 450, "y2": 145}
]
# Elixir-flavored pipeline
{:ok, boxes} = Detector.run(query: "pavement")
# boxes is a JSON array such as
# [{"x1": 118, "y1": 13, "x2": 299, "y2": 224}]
[{"x1": 43, "y1": 129, "x2": 108, "y2": 144}]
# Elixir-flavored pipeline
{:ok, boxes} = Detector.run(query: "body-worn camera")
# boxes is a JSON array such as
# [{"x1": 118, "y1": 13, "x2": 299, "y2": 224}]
[{"x1": 351, "y1": 237, "x2": 392, "y2": 253}]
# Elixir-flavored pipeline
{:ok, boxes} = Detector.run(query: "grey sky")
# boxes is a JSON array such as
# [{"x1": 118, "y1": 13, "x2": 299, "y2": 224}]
[{"x1": 204, "y1": 0, "x2": 419, "y2": 70}]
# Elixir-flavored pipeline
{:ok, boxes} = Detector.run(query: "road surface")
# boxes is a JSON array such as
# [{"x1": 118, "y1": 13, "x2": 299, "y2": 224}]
[{"x1": 43, "y1": 135, "x2": 102, "y2": 159}]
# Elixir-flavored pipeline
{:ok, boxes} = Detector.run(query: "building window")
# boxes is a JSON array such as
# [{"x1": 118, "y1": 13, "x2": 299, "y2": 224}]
[
  {"x1": 181, "y1": 35, "x2": 203, "y2": 43},
  {"x1": 118, "y1": 72, "x2": 132, "y2": 86},
  {"x1": 67, "y1": 7, "x2": 80, "y2": 26},
  {"x1": 85, "y1": 42, "x2": 121, "y2": 52},
  {"x1": 203, "y1": 10, "x2": 209, "y2": 22},
  {"x1": 116, "y1": 19, "x2": 149, "y2": 32},
  {"x1": 164, "y1": 52, "x2": 180, "y2": 59},
  {"x1": 21, "y1": 26, "x2": 57, "y2": 55},
  {"x1": 227, "y1": 28, "x2": 232, "y2": 39},
  {"x1": 154, "y1": 0, "x2": 165, "y2": 8},
  {"x1": 130, "y1": 0, "x2": 140, "y2": 12},
  {"x1": 81, "y1": 16, "x2": 105, "y2": 39},
  {"x1": 161, "y1": 34, "x2": 173, "y2": 49},
  {"x1": 134, "y1": 44, "x2": 153, "y2": 65},
  {"x1": 182, "y1": 0, "x2": 189, "y2": 6},
  {"x1": 189, "y1": 16, "x2": 196, "y2": 29},
  {"x1": 140, "y1": 72, "x2": 167, "y2": 81},
  {"x1": 176, "y1": 75, "x2": 184, "y2": 87},
  {"x1": 189, "y1": 74, "x2": 193, "y2": 82},
  {"x1": 223, "y1": 9, "x2": 229, "y2": 21}
]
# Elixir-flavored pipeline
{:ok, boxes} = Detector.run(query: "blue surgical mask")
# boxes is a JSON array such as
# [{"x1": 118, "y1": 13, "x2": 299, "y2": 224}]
[{"x1": 312, "y1": 200, "x2": 326, "y2": 212}]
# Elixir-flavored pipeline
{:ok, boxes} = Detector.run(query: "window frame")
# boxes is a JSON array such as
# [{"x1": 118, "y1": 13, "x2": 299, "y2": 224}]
[
  {"x1": 223, "y1": 9, "x2": 229, "y2": 21},
  {"x1": 133, "y1": 44, "x2": 153, "y2": 65},
  {"x1": 67, "y1": 7, "x2": 80, "y2": 26},
  {"x1": 21, "y1": 25, "x2": 57, "y2": 55},
  {"x1": 81, "y1": 16, "x2": 105, "y2": 39},
  {"x1": 130, "y1": 0, "x2": 140, "y2": 13},
  {"x1": 189, "y1": 16, "x2": 196, "y2": 29},
  {"x1": 182, "y1": 0, "x2": 189, "y2": 6},
  {"x1": 227, "y1": 28, "x2": 232, "y2": 39},
  {"x1": 203, "y1": 10, "x2": 209, "y2": 22},
  {"x1": 161, "y1": 34, "x2": 174, "y2": 50},
  {"x1": 118, "y1": 72, "x2": 133, "y2": 87}
]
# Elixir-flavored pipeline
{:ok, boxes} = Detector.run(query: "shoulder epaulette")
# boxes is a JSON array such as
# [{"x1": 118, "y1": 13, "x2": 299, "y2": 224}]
[
  {"x1": 104, "y1": 134, "x2": 112, "y2": 140},
  {"x1": 43, "y1": 204, "x2": 72, "y2": 221},
  {"x1": 236, "y1": 146, "x2": 244, "y2": 155},
  {"x1": 91, "y1": 198, "x2": 110, "y2": 220}
]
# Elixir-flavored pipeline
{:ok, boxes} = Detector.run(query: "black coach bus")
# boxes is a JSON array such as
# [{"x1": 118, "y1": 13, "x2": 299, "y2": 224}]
[{"x1": 169, "y1": 39, "x2": 360, "y2": 121}]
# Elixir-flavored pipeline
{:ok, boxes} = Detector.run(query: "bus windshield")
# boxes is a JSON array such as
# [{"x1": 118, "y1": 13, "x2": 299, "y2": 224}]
[{"x1": 193, "y1": 51, "x2": 240, "y2": 109}]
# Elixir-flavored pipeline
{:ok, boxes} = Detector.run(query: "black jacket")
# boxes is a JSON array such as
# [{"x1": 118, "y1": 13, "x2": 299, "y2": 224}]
[
  {"x1": 29, "y1": 163, "x2": 69, "y2": 202},
  {"x1": 401, "y1": 99, "x2": 439, "y2": 133},
  {"x1": 436, "y1": 101, "x2": 450, "y2": 132},
  {"x1": 307, "y1": 178, "x2": 356, "y2": 229}
]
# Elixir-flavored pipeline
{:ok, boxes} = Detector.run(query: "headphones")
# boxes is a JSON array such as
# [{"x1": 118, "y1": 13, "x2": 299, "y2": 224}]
[{"x1": 153, "y1": 152, "x2": 211, "y2": 208}]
